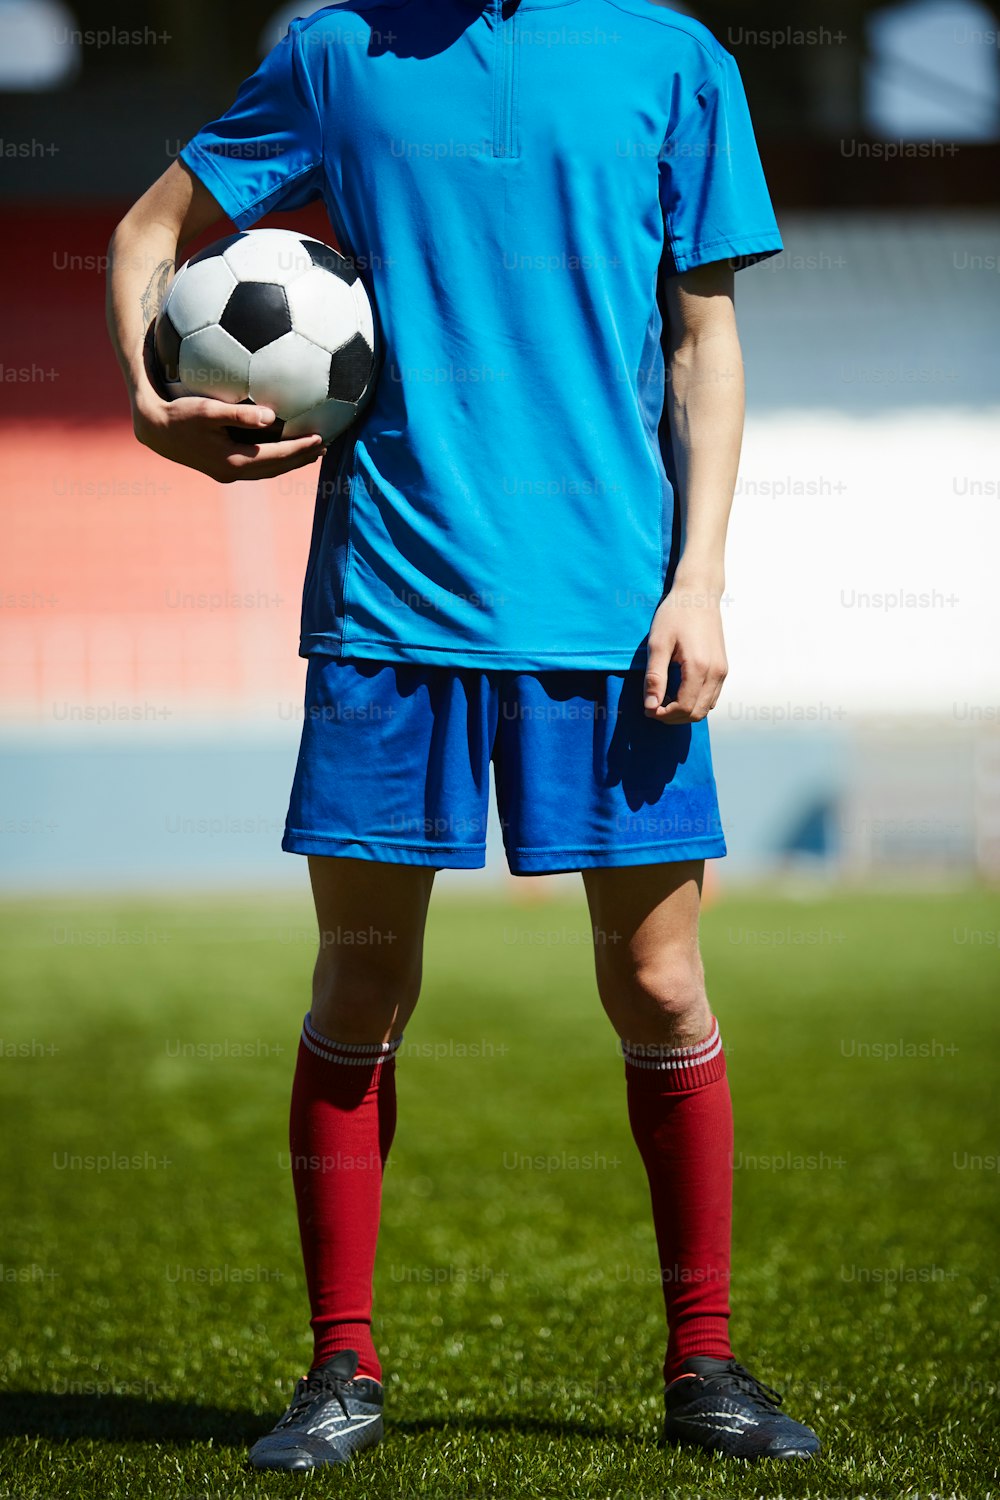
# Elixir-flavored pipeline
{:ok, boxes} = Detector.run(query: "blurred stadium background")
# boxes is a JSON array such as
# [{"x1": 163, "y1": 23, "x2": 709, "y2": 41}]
[
  {"x1": 1, "y1": 0, "x2": 999, "y2": 894},
  {"x1": 2, "y1": 9, "x2": 999, "y2": 1497}
]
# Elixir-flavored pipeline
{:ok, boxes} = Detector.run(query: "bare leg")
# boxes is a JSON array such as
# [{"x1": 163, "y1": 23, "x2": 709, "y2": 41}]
[
  {"x1": 289, "y1": 856, "x2": 436, "y2": 1382},
  {"x1": 583, "y1": 860, "x2": 710, "y2": 1048},
  {"x1": 307, "y1": 855, "x2": 436, "y2": 1041},
  {"x1": 584, "y1": 859, "x2": 733, "y2": 1379}
]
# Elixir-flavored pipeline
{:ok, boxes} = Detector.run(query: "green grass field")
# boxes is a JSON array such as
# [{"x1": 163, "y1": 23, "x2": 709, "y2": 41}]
[{"x1": 1, "y1": 885, "x2": 997, "y2": 1500}]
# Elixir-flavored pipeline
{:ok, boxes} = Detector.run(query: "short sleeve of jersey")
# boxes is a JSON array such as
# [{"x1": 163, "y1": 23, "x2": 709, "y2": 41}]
[
  {"x1": 659, "y1": 46, "x2": 782, "y2": 275},
  {"x1": 179, "y1": 22, "x2": 323, "y2": 229}
]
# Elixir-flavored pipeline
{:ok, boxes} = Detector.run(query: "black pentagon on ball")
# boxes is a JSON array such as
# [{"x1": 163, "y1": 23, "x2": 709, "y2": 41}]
[
  {"x1": 219, "y1": 281, "x2": 292, "y2": 353},
  {"x1": 154, "y1": 309, "x2": 182, "y2": 384},
  {"x1": 329, "y1": 332, "x2": 375, "y2": 401},
  {"x1": 303, "y1": 238, "x2": 359, "y2": 285},
  {"x1": 188, "y1": 232, "x2": 246, "y2": 267}
]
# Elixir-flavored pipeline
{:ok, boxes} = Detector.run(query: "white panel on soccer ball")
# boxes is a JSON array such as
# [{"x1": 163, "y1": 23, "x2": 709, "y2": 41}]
[
  {"x1": 283, "y1": 396, "x2": 360, "y2": 443},
  {"x1": 223, "y1": 228, "x2": 316, "y2": 285},
  {"x1": 351, "y1": 279, "x2": 375, "y2": 350},
  {"x1": 178, "y1": 325, "x2": 252, "y2": 403},
  {"x1": 248, "y1": 331, "x2": 331, "y2": 420},
  {"x1": 166, "y1": 257, "x2": 238, "y2": 336},
  {"x1": 285, "y1": 266, "x2": 357, "y2": 353}
]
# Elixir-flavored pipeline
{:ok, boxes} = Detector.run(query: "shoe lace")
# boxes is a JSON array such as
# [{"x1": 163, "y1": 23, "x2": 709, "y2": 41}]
[
  {"x1": 278, "y1": 1366, "x2": 355, "y2": 1429},
  {"x1": 705, "y1": 1360, "x2": 784, "y2": 1412}
]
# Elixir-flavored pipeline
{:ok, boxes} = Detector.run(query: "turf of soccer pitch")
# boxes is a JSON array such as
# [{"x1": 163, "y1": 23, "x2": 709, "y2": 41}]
[{"x1": 0, "y1": 884, "x2": 997, "y2": 1500}]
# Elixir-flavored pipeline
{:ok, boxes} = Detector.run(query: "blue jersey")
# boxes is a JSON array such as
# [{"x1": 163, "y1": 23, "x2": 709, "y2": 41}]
[{"x1": 181, "y1": 0, "x2": 782, "y2": 670}]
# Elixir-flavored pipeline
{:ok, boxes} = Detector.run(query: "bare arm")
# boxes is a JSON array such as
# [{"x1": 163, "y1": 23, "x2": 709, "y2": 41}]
[
  {"x1": 106, "y1": 159, "x2": 219, "y2": 407},
  {"x1": 106, "y1": 160, "x2": 327, "y2": 482},
  {"x1": 643, "y1": 261, "x2": 744, "y2": 722}
]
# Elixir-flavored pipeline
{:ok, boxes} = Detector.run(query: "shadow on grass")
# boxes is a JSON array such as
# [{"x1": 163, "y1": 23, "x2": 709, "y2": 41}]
[
  {"x1": 0, "y1": 1393, "x2": 628, "y2": 1446},
  {"x1": 393, "y1": 1414, "x2": 629, "y2": 1440},
  {"x1": 0, "y1": 1392, "x2": 263, "y2": 1447}
]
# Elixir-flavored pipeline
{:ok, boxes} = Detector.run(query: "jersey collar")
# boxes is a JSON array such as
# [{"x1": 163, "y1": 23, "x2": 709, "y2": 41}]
[{"x1": 455, "y1": 1, "x2": 584, "y2": 11}]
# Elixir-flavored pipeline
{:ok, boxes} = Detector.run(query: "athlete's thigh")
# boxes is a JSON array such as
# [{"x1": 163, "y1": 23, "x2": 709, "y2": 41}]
[
  {"x1": 582, "y1": 861, "x2": 711, "y2": 1045},
  {"x1": 582, "y1": 859, "x2": 705, "y2": 992},
  {"x1": 308, "y1": 855, "x2": 435, "y2": 952},
  {"x1": 307, "y1": 854, "x2": 435, "y2": 1039}
]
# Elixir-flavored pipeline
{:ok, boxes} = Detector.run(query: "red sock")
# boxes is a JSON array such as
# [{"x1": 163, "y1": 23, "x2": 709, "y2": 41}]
[
  {"x1": 623, "y1": 1018, "x2": 733, "y2": 1384},
  {"x1": 288, "y1": 1012, "x2": 399, "y2": 1382}
]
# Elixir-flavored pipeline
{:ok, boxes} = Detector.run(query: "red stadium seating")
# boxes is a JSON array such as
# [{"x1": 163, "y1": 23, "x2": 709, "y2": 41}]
[{"x1": 2, "y1": 203, "x2": 338, "y2": 719}]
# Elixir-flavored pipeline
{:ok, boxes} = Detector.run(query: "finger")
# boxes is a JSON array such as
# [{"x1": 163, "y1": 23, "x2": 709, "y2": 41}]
[
  {"x1": 684, "y1": 661, "x2": 722, "y2": 722},
  {"x1": 644, "y1": 629, "x2": 676, "y2": 713},
  {"x1": 224, "y1": 440, "x2": 327, "y2": 480},
  {"x1": 644, "y1": 657, "x2": 668, "y2": 714},
  {"x1": 654, "y1": 700, "x2": 692, "y2": 723},
  {"x1": 225, "y1": 434, "x2": 325, "y2": 465},
  {"x1": 661, "y1": 657, "x2": 706, "y2": 721},
  {"x1": 188, "y1": 398, "x2": 279, "y2": 430},
  {"x1": 706, "y1": 673, "x2": 727, "y2": 713},
  {"x1": 687, "y1": 682, "x2": 717, "y2": 722},
  {"x1": 653, "y1": 669, "x2": 719, "y2": 723}
]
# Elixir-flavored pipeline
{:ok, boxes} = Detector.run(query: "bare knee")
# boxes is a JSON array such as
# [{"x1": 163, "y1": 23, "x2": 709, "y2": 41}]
[
  {"x1": 596, "y1": 943, "x2": 710, "y2": 1046},
  {"x1": 310, "y1": 939, "x2": 422, "y2": 1043}
]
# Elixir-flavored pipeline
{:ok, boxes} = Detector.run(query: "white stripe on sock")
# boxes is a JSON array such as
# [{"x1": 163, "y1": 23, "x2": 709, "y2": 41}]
[
  {"x1": 621, "y1": 1021, "x2": 722, "y2": 1071},
  {"x1": 302, "y1": 1012, "x2": 402, "y2": 1064}
]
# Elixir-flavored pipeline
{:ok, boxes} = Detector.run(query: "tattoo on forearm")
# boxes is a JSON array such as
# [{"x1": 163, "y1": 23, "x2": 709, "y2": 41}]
[{"x1": 139, "y1": 258, "x2": 175, "y2": 328}]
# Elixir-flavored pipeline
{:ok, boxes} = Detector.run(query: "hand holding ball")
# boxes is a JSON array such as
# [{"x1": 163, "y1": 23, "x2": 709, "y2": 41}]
[{"x1": 153, "y1": 229, "x2": 378, "y2": 444}]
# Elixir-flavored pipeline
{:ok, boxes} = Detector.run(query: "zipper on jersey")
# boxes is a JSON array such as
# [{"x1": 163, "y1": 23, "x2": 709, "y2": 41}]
[{"x1": 492, "y1": 2, "x2": 519, "y2": 159}]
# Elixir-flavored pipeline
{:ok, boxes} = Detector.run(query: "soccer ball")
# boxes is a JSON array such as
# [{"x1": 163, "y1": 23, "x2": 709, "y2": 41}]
[{"x1": 153, "y1": 228, "x2": 378, "y2": 443}]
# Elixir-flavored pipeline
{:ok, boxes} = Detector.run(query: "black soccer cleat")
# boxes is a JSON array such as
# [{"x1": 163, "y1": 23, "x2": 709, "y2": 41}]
[
  {"x1": 248, "y1": 1349, "x2": 384, "y2": 1471},
  {"x1": 662, "y1": 1356, "x2": 821, "y2": 1460}
]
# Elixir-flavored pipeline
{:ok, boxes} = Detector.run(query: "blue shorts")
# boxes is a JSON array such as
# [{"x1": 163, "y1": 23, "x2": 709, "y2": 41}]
[{"x1": 282, "y1": 657, "x2": 727, "y2": 874}]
